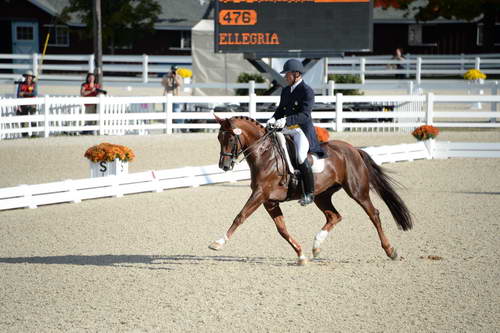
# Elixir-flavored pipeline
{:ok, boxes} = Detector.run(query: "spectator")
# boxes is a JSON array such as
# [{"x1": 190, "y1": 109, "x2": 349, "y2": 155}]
[
  {"x1": 80, "y1": 72, "x2": 105, "y2": 134},
  {"x1": 391, "y1": 48, "x2": 407, "y2": 79},
  {"x1": 161, "y1": 65, "x2": 184, "y2": 131},
  {"x1": 16, "y1": 70, "x2": 38, "y2": 137}
]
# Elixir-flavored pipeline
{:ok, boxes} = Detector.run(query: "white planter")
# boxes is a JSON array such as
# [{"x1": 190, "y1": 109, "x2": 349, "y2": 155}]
[
  {"x1": 89, "y1": 159, "x2": 128, "y2": 177},
  {"x1": 471, "y1": 78, "x2": 484, "y2": 110},
  {"x1": 423, "y1": 138, "x2": 435, "y2": 158}
]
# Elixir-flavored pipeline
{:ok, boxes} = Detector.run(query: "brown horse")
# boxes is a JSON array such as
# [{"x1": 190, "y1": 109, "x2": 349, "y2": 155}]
[{"x1": 209, "y1": 115, "x2": 413, "y2": 265}]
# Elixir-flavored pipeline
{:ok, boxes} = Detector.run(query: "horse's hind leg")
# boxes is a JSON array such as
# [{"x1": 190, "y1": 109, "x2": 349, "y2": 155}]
[
  {"x1": 312, "y1": 189, "x2": 342, "y2": 259},
  {"x1": 348, "y1": 190, "x2": 398, "y2": 260},
  {"x1": 263, "y1": 201, "x2": 307, "y2": 266}
]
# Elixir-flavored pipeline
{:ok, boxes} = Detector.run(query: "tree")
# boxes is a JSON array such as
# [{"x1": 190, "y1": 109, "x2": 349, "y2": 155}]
[
  {"x1": 375, "y1": 0, "x2": 500, "y2": 52},
  {"x1": 62, "y1": 0, "x2": 162, "y2": 54}
]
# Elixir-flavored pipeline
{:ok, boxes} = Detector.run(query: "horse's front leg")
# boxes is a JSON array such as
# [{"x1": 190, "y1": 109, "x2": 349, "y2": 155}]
[
  {"x1": 208, "y1": 190, "x2": 264, "y2": 251},
  {"x1": 263, "y1": 201, "x2": 307, "y2": 266}
]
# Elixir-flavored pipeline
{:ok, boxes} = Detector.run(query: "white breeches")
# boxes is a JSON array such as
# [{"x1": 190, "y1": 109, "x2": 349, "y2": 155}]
[{"x1": 281, "y1": 127, "x2": 309, "y2": 164}]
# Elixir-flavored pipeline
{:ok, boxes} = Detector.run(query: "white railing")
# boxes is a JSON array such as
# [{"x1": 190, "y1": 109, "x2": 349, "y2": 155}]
[
  {"x1": 1, "y1": 93, "x2": 499, "y2": 139},
  {"x1": 1, "y1": 53, "x2": 499, "y2": 83},
  {"x1": 1, "y1": 140, "x2": 499, "y2": 211},
  {"x1": 327, "y1": 54, "x2": 500, "y2": 83},
  {"x1": 0, "y1": 162, "x2": 251, "y2": 211},
  {"x1": 0, "y1": 53, "x2": 192, "y2": 82}
]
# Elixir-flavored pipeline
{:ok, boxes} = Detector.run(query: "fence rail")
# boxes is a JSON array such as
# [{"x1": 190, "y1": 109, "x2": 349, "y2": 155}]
[
  {"x1": 1, "y1": 140, "x2": 499, "y2": 211},
  {"x1": 1, "y1": 93, "x2": 499, "y2": 139},
  {"x1": 1, "y1": 53, "x2": 499, "y2": 83}
]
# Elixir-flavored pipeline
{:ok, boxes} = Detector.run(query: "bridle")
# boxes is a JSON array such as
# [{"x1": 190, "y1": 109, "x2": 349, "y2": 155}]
[
  {"x1": 219, "y1": 129, "x2": 244, "y2": 162},
  {"x1": 219, "y1": 127, "x2": 277, "y2": 166},
  {"x1": 219, "y1": 125, "x2": 290, "y2": 185}
]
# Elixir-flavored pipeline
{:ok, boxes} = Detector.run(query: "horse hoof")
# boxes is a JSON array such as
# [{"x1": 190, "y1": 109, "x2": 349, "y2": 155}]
[
  {"x1": 297, "y1": 257, "x2": 308, "y2": 266},
  {"x1": 208, "y1": 242, "x2": 224, "y2": 251},
  {"x1": 312, "y1": 248, "x2": 321, "y2": 258},
  {"x1": 389, "y1": 247, "x2": 398, "y2": 260}
]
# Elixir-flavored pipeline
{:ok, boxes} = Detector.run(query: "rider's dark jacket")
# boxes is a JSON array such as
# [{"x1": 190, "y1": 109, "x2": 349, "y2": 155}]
[{"x1": 272, "y1": 80, "x2": 326, "y2": 158}]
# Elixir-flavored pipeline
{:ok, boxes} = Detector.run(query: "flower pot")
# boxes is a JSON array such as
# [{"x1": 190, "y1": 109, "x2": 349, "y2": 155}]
[
  {"x1": 90, "y1": 159, "x2": 128, "y2": 177},
  {"x1": 471, "y1": 79, "x2": 484, "y2": 110},
  {"x1": 423, "y1": 138, "x2": 435, "y2": 158}
]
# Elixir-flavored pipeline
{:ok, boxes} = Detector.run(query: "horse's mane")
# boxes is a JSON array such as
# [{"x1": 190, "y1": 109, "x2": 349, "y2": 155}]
[{"x1": 229, "y1": 116, "x2": 265, "y2": 130}]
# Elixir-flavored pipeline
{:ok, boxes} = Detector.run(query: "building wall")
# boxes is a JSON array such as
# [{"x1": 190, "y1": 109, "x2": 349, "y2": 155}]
[
  {"x1": 0, "y1": 1, "x2": 497, "y2": 58},
  {"x1": 0, "y1": 0, "x2": 53, "y2": 54},
  {"x1": 372, "y1": 23, "x2": 500, "y2": 55}
]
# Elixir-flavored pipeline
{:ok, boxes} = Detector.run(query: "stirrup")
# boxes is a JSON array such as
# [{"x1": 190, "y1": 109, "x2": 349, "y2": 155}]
[{"x1": 299, "y1": 193, "x2": 314, "y2": 206}]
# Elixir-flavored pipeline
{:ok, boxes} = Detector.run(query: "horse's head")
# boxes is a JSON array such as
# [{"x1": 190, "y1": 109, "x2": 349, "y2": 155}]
[{"x1": 215, "y1": 114, "x2": 265, "y2": 171}]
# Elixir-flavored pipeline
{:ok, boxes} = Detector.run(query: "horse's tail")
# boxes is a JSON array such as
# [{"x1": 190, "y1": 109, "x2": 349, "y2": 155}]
[{"x1": 358, "y1": 149, "x2": 414, "y2": 231}]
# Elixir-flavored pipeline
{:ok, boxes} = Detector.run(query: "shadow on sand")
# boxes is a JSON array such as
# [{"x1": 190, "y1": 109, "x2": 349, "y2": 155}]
[{"x1": 0, "y1": 254, "x2": 307, "y2": 269}]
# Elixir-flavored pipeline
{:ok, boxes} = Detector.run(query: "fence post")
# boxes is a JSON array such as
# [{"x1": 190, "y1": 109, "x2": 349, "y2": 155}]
[
  {"x1": 416, "y1": 57, "x2": 422, "y2": 84},
  {"x1": 491, "y1": 81, "x2": 498, "y2": 123},
  {"x1": 335, "y1": 93, "x2": 343, "y2": 132},
  {"x1": 249, "y1": 80, "x2": 255, "y2": 95},
  {"x1": 426, "y1": 92, "x2": 434, "y2": 125},
  {"x1": 98, "y1": 94, "x2": 104, "y2": 135},
  {"x1": 249, "y1": 93, "x2": 257, "y2": 119},
  {"x1": 88, "y1": 54, "x2": 95, "y2": 74},
  {"x1": 32, "y1": 53, "x2": 38, "y2": 76},
  {"x1": 407, "y1": 81, "x2": 414, "y2": 95},
  {"x1": 43, "y1": 95, "x2": 50, "y2": 138},
  {"x1": 0, "y1": 102, "x2": 3, "y2": 141},
  {"x1": 475, "y1": 57, "x2": 480, "y2": 70},
  {"x1": 360, "y1": 57, "x2": 366, "y2": 84},
  {"x1": 323, "y1": 57, "x2": 329, "y2": 95},
  {"x1": 142, "y1": 54, "x2": 149, "y2": 83},
  {"x1": 328, "y1": 80, "x2": 335, "y2": 96},
  {"x1": 165, "y1": 93, "x2": 173, "y2": 135}
]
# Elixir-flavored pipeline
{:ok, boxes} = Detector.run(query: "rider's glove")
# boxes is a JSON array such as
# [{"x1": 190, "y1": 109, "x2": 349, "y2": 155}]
[
  {"x1": 275, "y1": 117, "x2": 286, "y2": 129},
  {"x1": 266, "y1": 117, "x2": 276, "y2": 128}
]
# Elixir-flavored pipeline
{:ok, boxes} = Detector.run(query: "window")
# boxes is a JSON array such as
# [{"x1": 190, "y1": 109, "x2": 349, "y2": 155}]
[
  {"x1": 16, "y1": 26, "x2": 34, "y2": 40},
  {"x1": 496, "y1": 23, "x2": 500, "y2": 45},
  {"x1": 408, "y1": 24, "x2": 437, "y2": 46},
  {"x1": 179, "y1": 31, "x2": 191, "y2": 50},
  {"x1": 171, "y1": 31, "x2": 191, "y2": 50},
  {"x1": 477, "y1": 23, "x2": 500, "y2": 46},
  {"x1": 45, "y1": 25, "x2": 69, "y2": 47}
]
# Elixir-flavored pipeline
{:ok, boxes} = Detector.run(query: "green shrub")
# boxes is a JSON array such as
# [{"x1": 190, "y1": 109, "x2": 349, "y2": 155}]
[
  {"x1": 236, "y1": 73, "x2": 267, "y2": 96},
  {"x1": 327, "y1": 74, "x2": 363, "y2": 95}
]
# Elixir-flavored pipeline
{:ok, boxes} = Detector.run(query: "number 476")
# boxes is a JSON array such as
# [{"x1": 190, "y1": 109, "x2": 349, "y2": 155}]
[{"x1": 219, "y1": 10, "x2": 257, "y2": 26}]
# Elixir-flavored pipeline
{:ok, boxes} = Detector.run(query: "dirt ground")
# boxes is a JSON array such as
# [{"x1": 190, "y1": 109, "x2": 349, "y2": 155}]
[{"x1": 0, "y1": 131, "x2": 499, "y2": 332}]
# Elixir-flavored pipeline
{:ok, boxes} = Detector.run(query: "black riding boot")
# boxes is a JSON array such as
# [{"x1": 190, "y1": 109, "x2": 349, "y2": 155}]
[{"x1": 298, "y1": 159, "x2": 315, "y2": 206}]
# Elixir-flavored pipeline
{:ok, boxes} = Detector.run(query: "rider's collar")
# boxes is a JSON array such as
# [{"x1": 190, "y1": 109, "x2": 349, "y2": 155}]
[{"x1": 290, "y1": 79, "x2": 302, "y2": 93}]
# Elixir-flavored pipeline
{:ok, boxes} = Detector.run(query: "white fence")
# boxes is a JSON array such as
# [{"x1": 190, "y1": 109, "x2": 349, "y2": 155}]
[
  {"x1": 330, "y1": 54, "x2": 500, "y2": 83},
  {"x1": 0, "y1": 162, "x2": 251, "y2": 211},
  {"x1": 1, "y1": 93, "x2": 499, "y2": 139},
  {"x1": 1, "y1": 53, "x2": 499, "y2": 83},
  {"x1": 0, "y1": 95, "x2": 151, "y2": 139},
  {"x1": 1, "y1": 140, "x2": 499, "y2": 211}
]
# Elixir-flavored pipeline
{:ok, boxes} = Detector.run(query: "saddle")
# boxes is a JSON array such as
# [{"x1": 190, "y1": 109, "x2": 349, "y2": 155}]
[
  {"x1": 274, "y1": 134, "x2": 325, "y2": 198},
  {"x1": 282, "y1": 135, "x2": 325, "y2": 174}
]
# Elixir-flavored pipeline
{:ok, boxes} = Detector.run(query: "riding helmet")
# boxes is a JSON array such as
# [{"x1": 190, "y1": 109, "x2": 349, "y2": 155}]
[{"x1": 280, "y1": 59, "x2": 304, "y2": 74}]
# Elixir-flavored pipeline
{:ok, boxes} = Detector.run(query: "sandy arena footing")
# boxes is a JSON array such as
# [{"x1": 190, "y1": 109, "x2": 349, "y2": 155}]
[{"x1": 0, "y1": 131, "x2": 499, "y2": 332}]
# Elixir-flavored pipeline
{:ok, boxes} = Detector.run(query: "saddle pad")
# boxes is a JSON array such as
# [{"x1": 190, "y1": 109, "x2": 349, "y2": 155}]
[{"x1": 311, "y1": 154, "x2": 325, "y2": 173}]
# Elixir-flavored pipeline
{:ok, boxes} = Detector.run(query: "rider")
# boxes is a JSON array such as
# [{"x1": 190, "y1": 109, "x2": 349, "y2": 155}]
[{"x1": 266, "y1": 59, "x2": 326, "y2": 206}]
